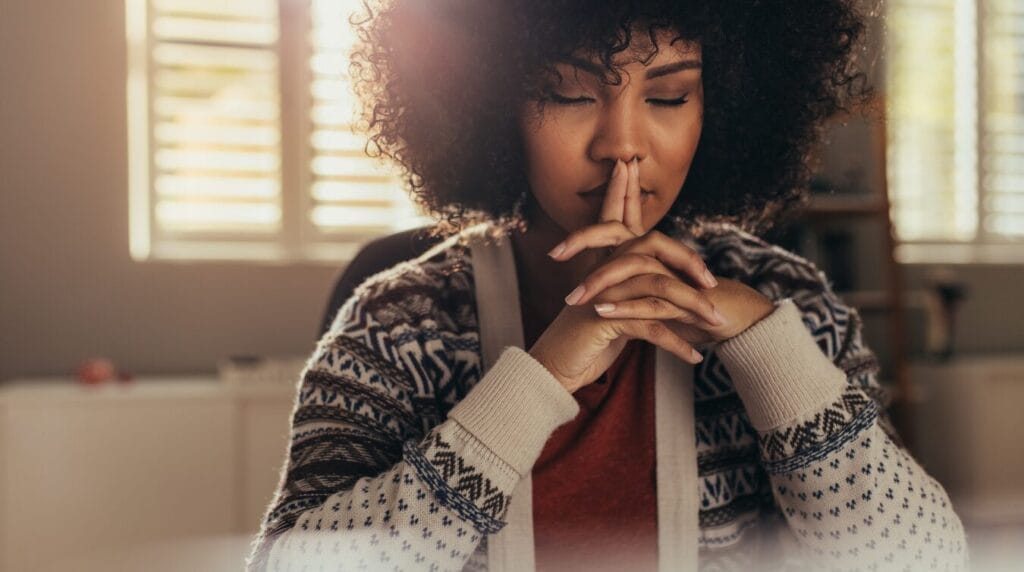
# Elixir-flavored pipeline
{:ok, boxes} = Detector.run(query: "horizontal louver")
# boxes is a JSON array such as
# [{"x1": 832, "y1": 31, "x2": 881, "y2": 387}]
[
  {"x1": 889, "y1": 0, "x2": 1024, "y2": 259},
  {"x1": 306, "y1": 0, "x2": 429, "y2": 239},
  {"x1": 149, "y1": 0, "x2": 281, "y2": 238},
  {"x1": 887, "y1": 0, "x2": 969, "y2": 242},
  {"x1": 982, "y1": 0, "x2": 1024, "y2": 238}
]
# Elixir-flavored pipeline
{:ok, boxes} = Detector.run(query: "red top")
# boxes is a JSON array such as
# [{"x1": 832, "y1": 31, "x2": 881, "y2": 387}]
[{"x1": 531, "y1": 339, "x2": 659, "y2": 572}]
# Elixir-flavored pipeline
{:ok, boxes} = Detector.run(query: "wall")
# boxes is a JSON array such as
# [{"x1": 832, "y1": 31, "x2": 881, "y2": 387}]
[
  {"x1": 0, "y1": 0, "x2": 340, "y2": 380},
  {"x1": 0, "y1": 0, "x2": 1021, "y2": 381}
]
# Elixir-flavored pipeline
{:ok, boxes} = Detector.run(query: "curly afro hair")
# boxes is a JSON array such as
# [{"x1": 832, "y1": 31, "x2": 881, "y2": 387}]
[{"x1": 348, "y1": 0, "x2": 874, "y2": 239}]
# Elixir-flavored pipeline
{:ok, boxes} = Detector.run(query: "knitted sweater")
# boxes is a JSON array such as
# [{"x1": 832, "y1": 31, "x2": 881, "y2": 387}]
[{"x1": 245, "y1": 221, "x2": 968, "y2": 572}]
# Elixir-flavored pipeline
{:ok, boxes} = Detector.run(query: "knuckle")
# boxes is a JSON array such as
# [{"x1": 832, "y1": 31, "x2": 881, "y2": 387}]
[
  {"x1": 678, "y1": 309, "x2": 698, "y2": 323},
  {"x1": 644, "y1": 296, "x2": 665, "y2": 311},
  {"x1": 644, "y1": 321, "x2": 666, "y2": 339},
  {"x1": 701, "y1": 294, "x2": 716, "y2": 312},
  {"x1": 620, "y1": 275, "x2": 644, "y2": 290},
  {"x1": 651, "y1": 273, "x2": 673, "y2": 295},
  {"x1": 625, "y1": 252, "x2": 648, "y2": 265},
  {"x1": 685, "y1": 248, "x2": 702, "y2": 265}
]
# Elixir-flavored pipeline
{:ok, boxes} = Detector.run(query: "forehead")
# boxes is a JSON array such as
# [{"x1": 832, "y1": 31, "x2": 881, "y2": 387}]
[
  {"x1": 560, "y1": 28, "x2": 701, "y2": 73},
  {"x1": 546, "y1": 33, "x2": 701, "y2": 86}
]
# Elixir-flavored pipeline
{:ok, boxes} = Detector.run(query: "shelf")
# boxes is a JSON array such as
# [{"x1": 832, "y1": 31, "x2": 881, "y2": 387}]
[
  {"x1": 836, "y1": 289, "x2": 894, "y2": 311},
  {"x1": 803, "y1": 195, "x2": 888, "y2": 218}
]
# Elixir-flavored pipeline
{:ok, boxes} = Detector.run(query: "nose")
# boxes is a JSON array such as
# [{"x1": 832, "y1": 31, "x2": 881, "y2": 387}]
[{"x1": 587, "y1": 95, "x2": 647, "y2": 168}]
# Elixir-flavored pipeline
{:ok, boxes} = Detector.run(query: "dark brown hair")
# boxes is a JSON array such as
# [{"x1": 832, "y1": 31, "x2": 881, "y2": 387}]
[{"x1": 349, "y1": 0, "x2": 874, "y2": 238}]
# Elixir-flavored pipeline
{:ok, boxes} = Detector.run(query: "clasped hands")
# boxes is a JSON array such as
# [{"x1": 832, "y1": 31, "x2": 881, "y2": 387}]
[{"x1": 549, "y1": 157, "x2": 775, "y2": 355}]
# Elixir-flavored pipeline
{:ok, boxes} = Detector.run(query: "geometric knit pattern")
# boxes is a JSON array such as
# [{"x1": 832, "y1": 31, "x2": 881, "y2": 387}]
[
  {"x1": 245, "y1": 220, "x2": 968, "y2": 571},
  {"x1": 758, "y1": 385, "x2": 878, "y2": 472}
]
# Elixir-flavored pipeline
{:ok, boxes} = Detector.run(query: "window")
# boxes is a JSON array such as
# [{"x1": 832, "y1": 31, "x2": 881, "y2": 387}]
[
  {"x1": 126, "y1": 0, "x2": 430, "y2": 264},
  {"x1": 888, "y1": 0, "x2": 1024, "y2": 263}
]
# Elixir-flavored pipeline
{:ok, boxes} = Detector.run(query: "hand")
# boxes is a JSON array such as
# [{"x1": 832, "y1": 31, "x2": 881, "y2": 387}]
[
  {"x1": 527, "y1": 158, "x2": 723, "y2": 393},
  {"x1": 553, "y1": 233, "x2": 776, "y2": 346},
  {"x1": 579, "y1": 273, "x2": 777, "y2": 348}
]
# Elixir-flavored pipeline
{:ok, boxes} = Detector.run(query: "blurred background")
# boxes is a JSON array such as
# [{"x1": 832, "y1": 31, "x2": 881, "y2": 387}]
[{"x1": 0, "y1": 0, "x2": 1022, "y2": 570}]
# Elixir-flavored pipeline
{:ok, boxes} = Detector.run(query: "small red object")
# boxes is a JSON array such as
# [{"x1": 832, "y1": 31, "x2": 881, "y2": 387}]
[{"x1": 76, "y1": 358, "x2": 116, "y2": 385}]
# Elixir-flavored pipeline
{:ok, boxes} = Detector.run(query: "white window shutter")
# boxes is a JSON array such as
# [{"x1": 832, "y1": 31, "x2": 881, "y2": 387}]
[
  {"x1": 129, "y1": 0, "x2": 285, "y2": 261},
  {"x1": 981, "y1": 0, "x2": 1024, "y2": 239},
  {"x1": 887, "y1": 0, "x2": 971, "y2": 242},
  {"x1": 888, "y1": 0, "x2": 1024, "y2": 262},
  {"x1": 302, "y1": 0, "x2": 430, "y2": 259}
]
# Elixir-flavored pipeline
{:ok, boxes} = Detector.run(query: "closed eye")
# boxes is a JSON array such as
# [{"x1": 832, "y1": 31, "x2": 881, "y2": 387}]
[
  {"x1": 648, "y1": 96, "x2": 689, "y2": 107},
  {"x1": 544, "y1": 92, "x2": 592, "y2": 106},
  {"x1": 545, "y1": 92, "x2": 690, "y2": 107}
]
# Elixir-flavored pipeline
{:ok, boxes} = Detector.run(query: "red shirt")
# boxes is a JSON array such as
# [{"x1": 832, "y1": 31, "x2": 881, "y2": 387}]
[{"x1": 531, "y1": 339, "x2": 659, "y2": 572}]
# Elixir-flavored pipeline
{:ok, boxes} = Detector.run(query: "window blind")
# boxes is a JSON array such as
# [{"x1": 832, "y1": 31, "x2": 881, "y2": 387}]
[
  {"x1": 887, "y1": 0, "x2": 967, "y2": 242},
  {"x1": 888, "y1": 0, "x2": 1024, "y2": 261},
  {"x1": 982, "y1": 0, "x2": 1024, "y2": 239},
  {"x1": 304, "y1": 0, "x2": 429, "y2": 242},
  {"x1": 147, "y1": 0, "x2": 282, "y2": 243},
  {"x1": 128, "y1": 0, "x2": 431, "y2": 262}
]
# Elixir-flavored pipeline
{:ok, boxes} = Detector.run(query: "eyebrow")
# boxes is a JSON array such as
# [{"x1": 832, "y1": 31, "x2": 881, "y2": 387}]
[{"x1": 558, "y1": 56, "x2": 703, "y2": 80}]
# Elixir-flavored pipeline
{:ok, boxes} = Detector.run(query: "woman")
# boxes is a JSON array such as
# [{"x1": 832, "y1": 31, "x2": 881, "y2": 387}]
[{"x1": 247, "y1": 1, "x2": 968, "y2": 570}]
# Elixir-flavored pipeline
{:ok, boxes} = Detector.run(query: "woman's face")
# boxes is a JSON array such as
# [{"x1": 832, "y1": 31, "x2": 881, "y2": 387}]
[{"x1": 517, "y1": 29, "x2": 704, "y2": 235}]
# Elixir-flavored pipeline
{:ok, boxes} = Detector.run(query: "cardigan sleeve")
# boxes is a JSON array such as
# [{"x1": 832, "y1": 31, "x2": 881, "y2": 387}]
[
  {"x1": 714, "y1": 296, "x2": 969, "y2": 571},
  {"x1": 244, "y1": 293, "x2": 579, "y2": 572}
]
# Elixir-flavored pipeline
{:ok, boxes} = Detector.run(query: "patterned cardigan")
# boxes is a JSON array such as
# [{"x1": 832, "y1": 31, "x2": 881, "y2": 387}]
[{"x1": 245, "y1": 221, "x2": 968, "y2": 571}]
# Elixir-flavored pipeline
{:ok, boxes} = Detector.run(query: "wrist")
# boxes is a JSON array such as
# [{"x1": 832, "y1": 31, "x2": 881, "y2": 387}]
[
  {"x1": 713, "y1": 294, "x2": 776, "y2": 344},
  {"x1": 527, "y1": 347, "x2": 578, "y2": 394},
  {"x1": 737, "y1": 293, "x2": 776, "y2": 336}
]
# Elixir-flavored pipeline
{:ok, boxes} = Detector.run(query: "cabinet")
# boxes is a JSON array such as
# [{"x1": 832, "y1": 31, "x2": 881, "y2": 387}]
[
  {"x1": 0, "y1": 378, "x2": 295, "y2": 572},
  {"x1": 907, "y1": 355, "x2": 1024, "y2": 525}
]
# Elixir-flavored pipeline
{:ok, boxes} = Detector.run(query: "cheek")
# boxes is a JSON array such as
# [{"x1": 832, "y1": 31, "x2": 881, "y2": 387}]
[
  {"x1": 660, "y1": 116, "x2": 702, "y2": 177},
  {"x1": 521, "y1": 126, "x2": 578, "y2": 195}
]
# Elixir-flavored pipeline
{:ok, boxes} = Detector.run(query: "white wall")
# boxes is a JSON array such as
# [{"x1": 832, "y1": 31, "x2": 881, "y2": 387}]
[{"x1": 0, "y1": 0, "x2": 342, "y2": 380}]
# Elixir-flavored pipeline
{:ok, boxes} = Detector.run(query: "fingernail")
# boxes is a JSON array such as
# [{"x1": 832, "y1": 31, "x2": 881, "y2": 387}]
[
  {"x1": 691, "y1": 348, "x2": 703, "y2": 363},
  {"x1": 548, "y1": 242, "x2": 566, "y2": 258},
  {"x1": 613, "y1": 160, "x2": 623, "y2": 179},
  {"x1": 565, "y1": 285, "x2": 586, "y2": 305},
  {"x1": 703, "y1": 269, "x2": 718, "y2": 288},
  {"x1": 594, "y1": 303, "x2": 616, "y2": 314},
  {"x1": 712, "y1": 308, "x2": 728, "y2": 326}
]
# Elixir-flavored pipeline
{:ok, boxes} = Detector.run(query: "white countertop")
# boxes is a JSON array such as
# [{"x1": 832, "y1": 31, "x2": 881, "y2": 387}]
[{"x1": 0, "y1": 376, "x2": 297, "y2": 403}]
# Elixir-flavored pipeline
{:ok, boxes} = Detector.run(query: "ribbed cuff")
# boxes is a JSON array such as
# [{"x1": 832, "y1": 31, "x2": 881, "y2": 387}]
[
  {"x1": 446, "y1": 346, "x2": 580, "y2": 476},
  {"x1": 716, "y1": 298, "x2": 847, "y2": 431}
]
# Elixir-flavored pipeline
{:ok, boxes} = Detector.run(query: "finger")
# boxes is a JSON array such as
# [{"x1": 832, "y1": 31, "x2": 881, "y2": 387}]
[
  {"x1": 619, "y1": 232, "x2": 718, "y2": 289},
  {"x1": 588, "y1": 273, "x2": 726, "y2": 326},
  {"x1": 595, "y1": 297, "x2": 706, "y2": 325},
  {"x1": 599, "y1": 159, "x2": 628, "y2": 223},
  {"x1": 612, "y1": 318, "x2": 703, "y2": 364},
  {"x1": 548, "y1": 220, "x2": 637, "y2": 261},
  {"x1": 623, "y1": 157, "x2": 643, "y2": 236},
  {"x1": 565, "y1": 255, "x2": 719, "y2": 323}
]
